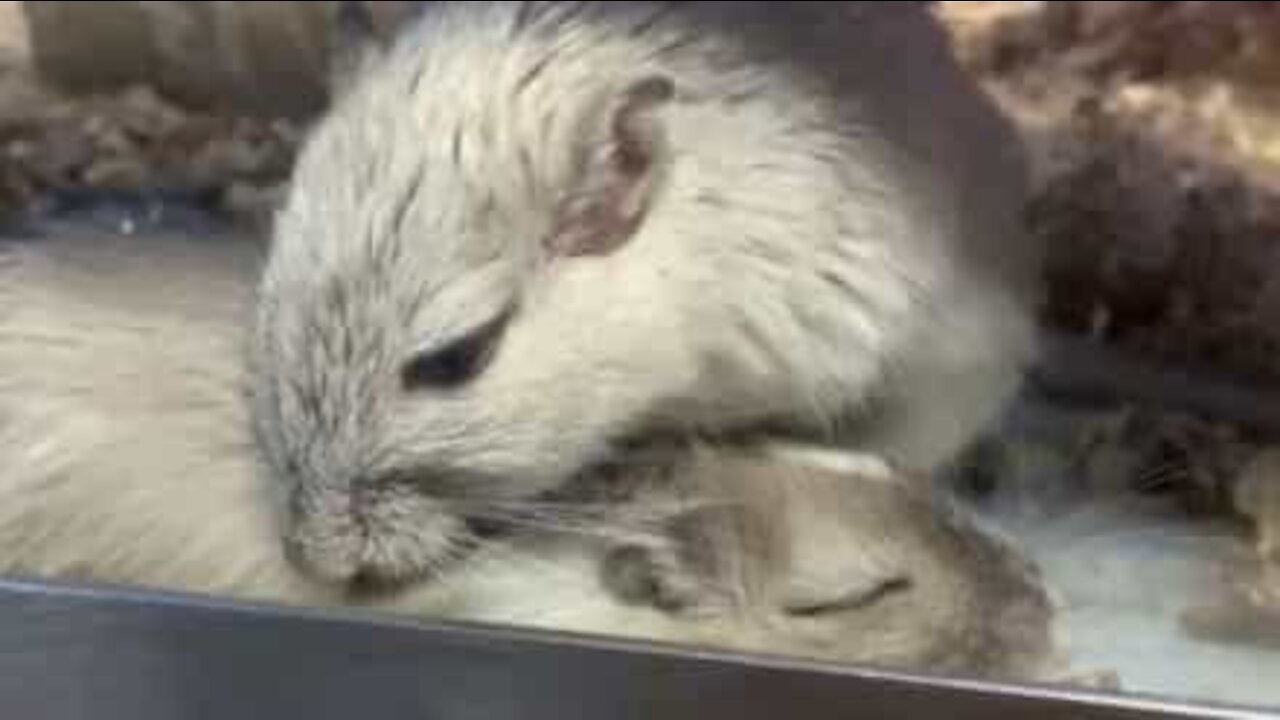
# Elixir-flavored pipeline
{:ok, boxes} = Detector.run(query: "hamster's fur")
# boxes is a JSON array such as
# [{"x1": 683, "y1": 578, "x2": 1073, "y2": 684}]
[
  {"x1": 0, "y1": 224, "x2": 1058, "y2": 681},
  {"x1": 251, "y1": 1, "x2": 1041, "y2": 587},
  {"x1": 595, "y1": 444, "x2": 1057, "y2": 678}
]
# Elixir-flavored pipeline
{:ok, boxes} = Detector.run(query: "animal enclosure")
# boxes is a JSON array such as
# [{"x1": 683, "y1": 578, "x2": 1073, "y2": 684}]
[{"x1": 1, "y1": 2, "x2": 1279, "y2": 718}]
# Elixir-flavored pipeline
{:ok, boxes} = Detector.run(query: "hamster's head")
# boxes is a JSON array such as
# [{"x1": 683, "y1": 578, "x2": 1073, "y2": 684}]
[{"x1": 248, "y1": 57, "x2": 693, "y2": 590}]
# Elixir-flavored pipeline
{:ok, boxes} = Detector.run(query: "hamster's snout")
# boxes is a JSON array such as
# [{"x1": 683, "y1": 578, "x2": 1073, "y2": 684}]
[{"x1": 281, "y1": 480, "x2": 475, "y2": 593}]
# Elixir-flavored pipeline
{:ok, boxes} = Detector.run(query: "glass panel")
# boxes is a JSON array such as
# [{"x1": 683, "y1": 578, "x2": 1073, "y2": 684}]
[{"x1": 1, "y1": 1, "x2": 1276, "y2": 715}]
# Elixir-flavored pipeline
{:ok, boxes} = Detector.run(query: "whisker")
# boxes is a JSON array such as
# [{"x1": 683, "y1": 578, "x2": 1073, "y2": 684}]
[
  {"x1": 1132, "y1": 459, "x2": 1187, "y2": 492},
  {"x1": 444, "y1": 497, "x2": 706, "y2": 516},
  {"x1": 470, "y1": 539, "x2": 580, "y2": 577},
  {"x1": 458, "y1": 509, "x2": 666, "y2": 545},
  {"x1": 445, "y1": 530, "x2": 600, "y2": 585},
  {"x1": 443, "y1": 494, "x2": 737, "y2": 522},
  {"x1": 1134, "y1": 458, "x2": 1181, "y2": 481}
]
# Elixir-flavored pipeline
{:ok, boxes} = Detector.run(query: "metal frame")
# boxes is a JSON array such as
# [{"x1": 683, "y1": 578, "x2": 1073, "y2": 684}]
[{"x1": 0, "y1": 576, "x2": 1272, "y2": 720}]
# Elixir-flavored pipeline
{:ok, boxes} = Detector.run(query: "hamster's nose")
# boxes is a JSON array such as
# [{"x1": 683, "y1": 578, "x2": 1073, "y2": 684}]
[
  {"x1": 282, "y1": 482, "x2": 472, "y2": 593},
  {"x1": 344, "y1": 567, "x2": 420, "y2": 599},
  {"x1": 281, "y1": 530, "x2": 361, "y2": 586},
  {"x1": 283, "y1": 531, "x2": 419, "y2": 596}
]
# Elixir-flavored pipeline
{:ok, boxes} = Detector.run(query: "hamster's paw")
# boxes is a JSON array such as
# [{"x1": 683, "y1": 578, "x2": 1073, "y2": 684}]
[{"x1": 600, "y1": 541, "x2": 728, "y2": 616}]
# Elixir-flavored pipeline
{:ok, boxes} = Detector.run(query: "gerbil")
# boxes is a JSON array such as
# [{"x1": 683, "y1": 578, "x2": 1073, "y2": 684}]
[
  {"x1": 0, "y1": 223, "x2": 1059, "y2": 681},
  {"x1": 251, "y1": 1, "x2": 1040, "y2": 589},
  {"x1": 591, "y1": 442, "x2": 1058, "y2": 679}
]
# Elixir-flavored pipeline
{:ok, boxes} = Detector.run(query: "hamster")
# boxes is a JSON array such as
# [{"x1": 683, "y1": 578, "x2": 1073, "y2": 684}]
[
  {"x1": 0, "y1": 223, "x2": 1058, "y2": 682},
  {"x1": 591, "y1": 443, "x2": 1058, "y2": 679},
  {"x1": 250, "y1": 1, "x2": 1041, "y2": 589}
]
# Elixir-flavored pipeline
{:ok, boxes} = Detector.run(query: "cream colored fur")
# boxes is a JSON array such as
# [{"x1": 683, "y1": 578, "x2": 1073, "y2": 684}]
[
  {"x1": 252, "y1": 0, "x2": 1040, "y2": 585},
  {"x1": 0, "y1": 224, "x2": 1057, "y2": 679},
  {"x1": 12, "y1": 224, "x2": 1280, "y2": 706}
]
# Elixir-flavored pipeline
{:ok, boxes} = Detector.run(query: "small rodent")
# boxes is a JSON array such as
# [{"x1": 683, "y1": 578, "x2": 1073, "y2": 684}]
[
  {"x1": 249, "y1": 2, "x2": 1041, "y2": 589},
  {"x1": 0, "y1": 223, "x2": 1058, "y2": 681},
  {"x1": 583, "y1": 442, "x2": 1060, "y2": 679}
]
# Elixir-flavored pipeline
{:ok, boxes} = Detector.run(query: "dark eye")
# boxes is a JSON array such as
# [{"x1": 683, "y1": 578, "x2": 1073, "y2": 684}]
[{"x1": 401, "y1": 312, "x2": 509, "y2": 390}]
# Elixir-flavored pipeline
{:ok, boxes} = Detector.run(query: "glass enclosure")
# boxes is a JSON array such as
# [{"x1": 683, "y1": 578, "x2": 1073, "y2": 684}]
[{"x1": 0, "y1": 2, "x2": 1277, "y2": 716}]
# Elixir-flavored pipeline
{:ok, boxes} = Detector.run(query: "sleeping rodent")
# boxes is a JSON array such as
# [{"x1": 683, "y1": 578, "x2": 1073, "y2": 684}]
[
  {"x1": 0, "y1": 223, "x2": 1059, "y2": 681},
  {"x1": 589, "y1": 442, "x2": 1058, "y2": 679},
  {"x1": 250, "y1": 1, "x2": 1041, "y2": 590}
]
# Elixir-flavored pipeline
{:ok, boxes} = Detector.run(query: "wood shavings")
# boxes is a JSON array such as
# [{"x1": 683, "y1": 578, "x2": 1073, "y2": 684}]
[{"x1": 939, "y1": 1, "x2": 1280, "y2": 383}]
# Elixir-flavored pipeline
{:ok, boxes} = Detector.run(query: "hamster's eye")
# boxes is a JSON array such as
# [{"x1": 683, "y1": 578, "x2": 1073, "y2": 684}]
[{"x1": 401, "y1": 312, "x2": 509, "y2": 390}]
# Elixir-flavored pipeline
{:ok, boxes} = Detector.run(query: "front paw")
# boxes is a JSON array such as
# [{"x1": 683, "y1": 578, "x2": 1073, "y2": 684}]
[{"x1": 601, "y1": 542, "x2": 725, "y2": 616}]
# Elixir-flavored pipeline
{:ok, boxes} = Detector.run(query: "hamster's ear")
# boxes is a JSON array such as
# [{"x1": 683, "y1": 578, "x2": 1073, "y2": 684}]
[
  {"x1": 326, "y1": 1, "x2": 387, "y2": 100},
  {"x1": 545, "y1": 75, "x2": 676, "y2": 259}
]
